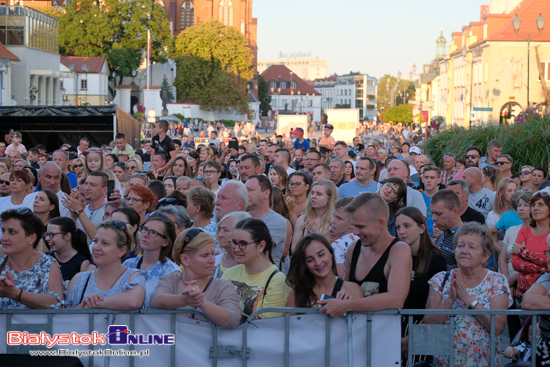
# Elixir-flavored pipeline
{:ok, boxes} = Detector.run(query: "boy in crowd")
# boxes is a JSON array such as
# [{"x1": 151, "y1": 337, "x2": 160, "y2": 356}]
[{"x1": 152, "y1": 120, "x2": 176, "y2": 173}]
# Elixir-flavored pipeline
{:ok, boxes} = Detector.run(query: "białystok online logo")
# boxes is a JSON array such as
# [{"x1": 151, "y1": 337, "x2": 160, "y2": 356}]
[{"x1": 7, "y1": 325, "x2": 175, "y2": 348}]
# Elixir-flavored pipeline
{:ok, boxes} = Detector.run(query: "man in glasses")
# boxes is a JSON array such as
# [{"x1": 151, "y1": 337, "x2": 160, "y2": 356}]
[
  {"x1": 479, "y1": 139, "x2": 502, "y2": 169},
  {"x1": 496, "y1": 154, "x2": 515, "y2": 180},
  {"x1": 302, "y1": 150, "x2": 322, "y2": 176},
  {"x1": 454, "y1": 146, "x2": 482, "y2": 181}
]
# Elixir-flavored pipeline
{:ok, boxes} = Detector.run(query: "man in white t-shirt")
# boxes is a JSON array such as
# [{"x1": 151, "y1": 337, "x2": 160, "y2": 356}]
[{"x1": 463, "y1": 167, "x2": 495, "y2": 218}]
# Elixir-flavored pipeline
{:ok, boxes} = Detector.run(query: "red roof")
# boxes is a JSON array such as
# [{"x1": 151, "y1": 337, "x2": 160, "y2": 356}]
[
  {"x1": 489, "y1": 0, "x2": 550, "y2": 42},
  {"x1": 60, "y1": 56, "x2": 107, "y2": 73},
  {"x1": 0, "y1": 43, "x2": 20, "y2": 61},
  {"x1": 261, "y1": 65, "x2": 321, "y2": 96}
]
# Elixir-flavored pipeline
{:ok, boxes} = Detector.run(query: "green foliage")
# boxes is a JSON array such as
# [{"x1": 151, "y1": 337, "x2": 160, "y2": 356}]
[
  {"x1": 107, "y1": 47, "x2": 142, "y2": 82},
  {"x1": 423, "y1": 115, "x2": 550, "y2": 173},
  {"x1": 60, "y1": 0, "x2": 172, "y2": 62},
  {"x1": 383, "y1": 104, "x2": 413, "y2": 123},
  {"x1": 161, "y1": 75, "x2": 175, "y2": 103},
  {"x1": 171, "y1": 114, "x2": 237, "y2": 127},
  {"x1": 258, "y1": 76, "x2": 271, "y2": 116},
  {"x1": 31, "y1": 5, "x2": 64, "y2": 18},
  {"x1": 377, "y1": 74, "x2": 416, "y2": 111},
  {"x1": 173, "y1": 19, "x2": 253, "y2": 114}
]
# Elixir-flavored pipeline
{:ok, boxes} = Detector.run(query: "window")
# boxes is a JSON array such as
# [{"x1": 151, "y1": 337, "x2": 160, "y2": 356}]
[
  {"x1": 292, "y1": 81, "x2": 296, "y2": 89},
  {"x1": 308, "y1": 100, "x2": 312, "y2": 107},
  {"x1": 80, "y1": 79, "x2": 87, "y2": 90},
  {"x1": 218, "y1": 0, "x2": 233, "y2": 27},
  {"x1": 180, "y1": 1, "x2": 194, "y2": 30},
  {"x1": 280, "y1": 82, "x2": 286, "y2": 89}
]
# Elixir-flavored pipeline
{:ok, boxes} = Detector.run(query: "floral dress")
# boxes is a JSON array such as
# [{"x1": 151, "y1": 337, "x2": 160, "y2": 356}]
[
  {"x1": 428, "y1": 269, "x2": 512, "y2": 367},
  {"x1": 0, "y1": 254, "x2": 63, "y2": 309}
]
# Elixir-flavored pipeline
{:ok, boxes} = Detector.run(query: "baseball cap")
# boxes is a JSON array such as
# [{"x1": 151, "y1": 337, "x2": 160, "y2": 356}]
[
  {"x1": 290, "y1": 128, "x2": 304, "y2": 136},
  {"x1": 409, "y1": 146, "x2": 422, "y2": 155}
]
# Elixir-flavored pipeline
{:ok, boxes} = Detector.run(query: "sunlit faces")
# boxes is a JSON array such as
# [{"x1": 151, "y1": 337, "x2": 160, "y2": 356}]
[
  {"x1": 176, "y1": 179, "x2": 191, "y2": 194},
  {"x1": 140, "y1": 220, "x2": 169, "y2": 252},
  {"x1": 187, "y1": 156, "x2": 197, "y2": 169},
  {"x1": 181, "y1": 242, "x2": 216, "y2": 278},
  {"x1": 86, "y1": 151, "x2": 103, "y2": 172},
  {"x1": 44, "y1": 223, "x2": 68, "y2": 252},
  {"x1": 454, "y1": 232, "x2": 489, "y2": 269},
  {"x1": 304, "y1": 240, "x2": 333, "y2": 279},
  {"x1": 1, "y1": 218, "x2": 37, "y2": 255},
  {"x1": 171, "y1": 158, "x2": 187, "y2": 176},
  {"x1": 33, "y1": 191, "x2": 54, "y2": 214},
  {"x1": 239, "y1": 158, "x2": 257, "y2": 183},
  {"x1": 503, "y1": 182, "x2": 517, "y2": 202},
  {"x1": 395, "y1": 214, "x2": 424, "y2": 246},
  {"x1": 288, "y1": 175, "x2": 309, "y2": 197},
  {"x1": 349, "y1": 207, "x2": 383, "y2": 247},
  {"x1": 91, "y1": 227, "x2": 127, "y2": 264},
  {"x1": 269, "y1": 169, "x2": 280, "y2": 187},
  {"x1": 431, "y1": 200, "x2": 457, "y2": 231},
  {"x1": 422, "y1": 170, "x2": 441, "y2": 191},
  {"x1": 129, "y1": 176, "x2": 147, "y2": 187}
]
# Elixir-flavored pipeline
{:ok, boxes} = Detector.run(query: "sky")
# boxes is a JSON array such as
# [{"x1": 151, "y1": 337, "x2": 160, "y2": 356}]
[{"x1": 254, "y1": 0, "x2": 487, "y2": 79}]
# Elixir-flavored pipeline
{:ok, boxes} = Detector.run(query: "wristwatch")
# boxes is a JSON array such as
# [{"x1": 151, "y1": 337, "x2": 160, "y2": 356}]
[
  {"x1": 73, "y1": 210, "x2": 81, "y2": 218},
  {"x1": 468, "y1": 299, "x2": 479, "y2": 309}
]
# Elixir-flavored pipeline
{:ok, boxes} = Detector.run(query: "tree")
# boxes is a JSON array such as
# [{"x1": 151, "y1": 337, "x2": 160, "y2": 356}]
[
  {"x1": 160, "y1": 75, "x2": 175, "y2": 103},
  {"x1": 377, "y1": 74, "x2": 416, "y2": 112},
  {"x1": 59, "y1": 0, "x2": 172, "y2": 62},
  {"x1": 107, "y1": 46, "x2": 142, "y2": 85},
  {"x1": 383, "y1": 104, "x2": 414, "y2": 124},
  {"x1": 29, "y1": 5, "x2": 64, "y2": 18},
  {"x1": 258, "y1": 75, "x2": 272, "y2": 116},
  {"x1": 173, "y1": 19, "x2": 254, "y2": 114}
]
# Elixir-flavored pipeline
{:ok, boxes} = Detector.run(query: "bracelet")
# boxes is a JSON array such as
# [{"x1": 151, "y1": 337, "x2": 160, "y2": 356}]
[
  {"x1": 468, "y1": 299, "x2": 479, "y2": 309},
  {"x1": 17, "y1": 288, "x2": 23, "y2": 303}
]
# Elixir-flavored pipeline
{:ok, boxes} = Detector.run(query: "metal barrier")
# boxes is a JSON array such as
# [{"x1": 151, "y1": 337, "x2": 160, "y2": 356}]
[{"x1": 1, "y1": 307, "x2": 548, "y2": 367}]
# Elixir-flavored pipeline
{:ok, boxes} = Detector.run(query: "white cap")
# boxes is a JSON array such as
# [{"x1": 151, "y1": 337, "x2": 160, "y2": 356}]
[{"x1": 409, "y1": 146, "x2": 422, "y2": 155}]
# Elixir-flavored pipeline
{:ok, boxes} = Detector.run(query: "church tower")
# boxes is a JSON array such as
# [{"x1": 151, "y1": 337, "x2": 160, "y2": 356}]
[{"x1": 436, "y1": 26, "x2": 447, "y2": 59}]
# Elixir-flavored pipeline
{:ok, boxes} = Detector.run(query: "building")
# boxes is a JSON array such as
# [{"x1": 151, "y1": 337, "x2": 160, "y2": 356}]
[
  {"x1": 313, "y1": 73, "x2": 378, "y2": 120},
  {"x1": 261, "y1": 64, "x2": 322, "y2": 121},
  {"x1": 258, "y1": 55, "x2": 329, "y2": 81},
  {"x1": 0, "y1": 43, "x2": 19, "y2": 106},
  {"x1": 0, "y1": 6, "x2": 65, "y2": 106},
  {"x1": 420, "y1": 0, "x2": 550, "y2": 128},
  {"x1": 60, "y1": 56, "x2": 110, "y2": 106}
]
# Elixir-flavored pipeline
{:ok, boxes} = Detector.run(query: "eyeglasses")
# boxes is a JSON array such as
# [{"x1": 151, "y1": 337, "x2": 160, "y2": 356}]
[
  {"x1": 181, "y1": 228, "x2": 204, "y2": 250},
  {"x1": 289, "y1": 181, "x2": 303, "y2": 187},
  {"x1": 496, "y1": 161, "x2": 510, "y2": 165},
  {"x1": 465, "y1": 155, "x2": 479, "y2": 159},
  {"x1": 126, "y1": 166, "x2": 137, "y2": 170},
  {"x1": 203, "y1": 170, "x2": 218, "y2": 175},
  {"x1": 519, "y1": 171, "x2": 532, "y2": 175},
  {"x1": 139, "y1": 225, "x2": 167, "y2": 239},
  {"x1": 0, "y1": 180, "x2": 9, "y2": 185},
  {"x1": 383, "y1": 182, "x2": 398, "y2": 195},
  {"x1": 124, "y1": 196, "x2": 143, "y2": 203},
  {"x1": 230, "y1": 239, "x2": 257, "y2": 250},
  {"x1": 43, "y1": 231, "x2": 66, "y2": 240}
]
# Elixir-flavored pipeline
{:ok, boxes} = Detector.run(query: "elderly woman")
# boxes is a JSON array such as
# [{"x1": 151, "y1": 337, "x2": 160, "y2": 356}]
[
  {"x1": 213, "y1": 211, "x2": 251, "y2": 278},
  {"x1": 66, "y1": 220, "x2": 146, "y2": 309},
  {"x1": 0, "y1": 208, "x2": 64, "y2": 308},
  {"x1": 123, "y1": 212, "x2": 180, "y2": 307},
  {"x1": 424, "y1": 222, "x2": 511, "y2": 367},
  {"x1": 150, "y1": 228, "x2": 241, "y2": 329},
  {"x1": 186, "y1": 186, "x2": 217, "y2": 238},
  {"x1": 511, "y1": 189, "x2": 550, "y2": 308}
]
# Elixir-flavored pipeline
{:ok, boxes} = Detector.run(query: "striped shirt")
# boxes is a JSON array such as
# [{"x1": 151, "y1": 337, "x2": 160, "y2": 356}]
[{"x1": 436, "y1": 226, "x2": 460, "y2": 270}]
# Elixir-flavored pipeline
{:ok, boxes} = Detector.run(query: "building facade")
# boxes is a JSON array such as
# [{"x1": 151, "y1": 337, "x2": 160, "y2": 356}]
[
  {"x1": 421, "y1": 0, "x2": 550, "y2": 128},
  {"x1": 60, "y1": 56, "x2": 110, "y2": 106},
  {"x1": 258, "y1": 55, "x2": 329, "y2": 81}
]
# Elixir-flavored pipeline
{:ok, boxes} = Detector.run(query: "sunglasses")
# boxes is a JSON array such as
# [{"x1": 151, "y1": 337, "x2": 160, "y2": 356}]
[
  {"x1": 17, "y1": 207, "x2": 34, "y2": 217},
  {"x1": 0, "y1": 180, "x2": 9, "y2": 185},
  {"x1": 535, "y1": 189, "x2": 550, "y2": 197},
  {"x1": 181, "y1": 228, "x2": 204, "y2": 251},
  {"x1": 496, "y1": 161, "x2": 510, "y2": 165},
  {"x1": 519, "y1": 171, "x2": 531, "y2": 175},
  {"x1": 157, "y1": 197, "x2": 177, "y2": 206},
  {"x1": 465, "y1": 155, "x2": 479, "y2": 159}
]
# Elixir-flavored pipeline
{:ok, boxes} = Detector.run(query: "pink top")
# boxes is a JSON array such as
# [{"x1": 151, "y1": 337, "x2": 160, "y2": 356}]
[{"x1": 5, "y1": 143, "x2": 27, "y2": 155}]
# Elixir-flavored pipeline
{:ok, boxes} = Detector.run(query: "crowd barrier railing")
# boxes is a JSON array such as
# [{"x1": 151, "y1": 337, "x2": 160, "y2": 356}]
[{"x1": 1, "y1": 307, "x2": 548, "y2": 367}]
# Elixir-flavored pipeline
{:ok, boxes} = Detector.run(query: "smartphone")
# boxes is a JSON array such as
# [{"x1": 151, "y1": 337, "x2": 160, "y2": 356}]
[
  {"x1": 228, "y1": 140, "x2": 239, "y2": 150},
  {"x1": 319, "y1": 293, "x2": 334, "y2": 307},
  {"x1": 107, "y1": 180, "x2": 115, "y2": 201}
]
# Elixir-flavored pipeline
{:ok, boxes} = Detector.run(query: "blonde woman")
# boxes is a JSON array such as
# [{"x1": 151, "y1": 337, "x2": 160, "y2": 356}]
[
  {"x1": 125, "y1": 157, "x2": 144, "y2": 176},
  {"x1": 486, "y1": 178, "x2": 517, "y2": 231},
  {"x1": 291, "y1": 179, "x2": 337, "y2": 253}
]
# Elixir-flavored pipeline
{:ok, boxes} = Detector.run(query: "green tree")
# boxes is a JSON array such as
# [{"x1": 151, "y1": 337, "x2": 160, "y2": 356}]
[
  {"x1": 107, "y1": 46, "x2": 142, "y2": 85},
  {"x1": 173, "y1": 19, "x2": 254, "y2": 114},
  {"x1": 258, "y1": 75, "x2": 271, "y2": 116},
  {"x1": 161, "y1": 75, "x2": 175, "y2": 102},
  {"x1": 59, "y1": 0, "x2": 172, "y2": 62},
  {"x1": 384, "y1": 104, "x2": 413, "y2": 123},
  {"x1": 377, "y1": 74, "x2": 416, "y2": 112}
]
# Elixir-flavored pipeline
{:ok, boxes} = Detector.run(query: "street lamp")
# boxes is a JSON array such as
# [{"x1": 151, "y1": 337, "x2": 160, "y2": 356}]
[{"x1": 511, "y1": 13, "x2": 545, "y2": 109}]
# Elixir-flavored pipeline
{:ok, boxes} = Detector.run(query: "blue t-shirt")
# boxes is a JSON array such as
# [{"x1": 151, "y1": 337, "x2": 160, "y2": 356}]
[
  {"x1": 293, "y1": 139, "x2": 310, "y2": 151},
  {"x1": 495, "y1": 211, "x2": 522, "y2": 231},
  {"x1": 337, "y1": 180, "x2": 379, "y2": 198},
  {"x1": 67, "y1": 171, "x2": 78, "y2": 189},
  {"x1": 183, "y1": 141, "x2": 195, "y2": 148},
  {"x1": 421, "y1": 192, "x2": 435, "y2": 237}
]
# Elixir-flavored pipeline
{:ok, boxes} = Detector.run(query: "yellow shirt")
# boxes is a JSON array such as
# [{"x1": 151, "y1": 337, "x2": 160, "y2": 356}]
[{"x1": 222, "y1": 264, "x2": 290, "y2": 320}]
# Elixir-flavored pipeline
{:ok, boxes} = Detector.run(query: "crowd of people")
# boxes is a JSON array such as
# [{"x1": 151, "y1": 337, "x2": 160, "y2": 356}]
[{"x1": 0, "y1": 122, "x2": 550, "y2": 366}]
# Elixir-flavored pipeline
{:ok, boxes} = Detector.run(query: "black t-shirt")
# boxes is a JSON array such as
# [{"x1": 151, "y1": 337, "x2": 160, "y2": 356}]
[
  {"x1": 152, "y1": 135, "x2": 175, "y2": 161},
  {"x1": 461, "y1": 206, "x2": 486, "y2": 224}
]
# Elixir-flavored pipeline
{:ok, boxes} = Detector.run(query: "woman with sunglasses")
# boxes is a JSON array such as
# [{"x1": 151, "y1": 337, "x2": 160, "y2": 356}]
[
  {"x1": 125, "y1": 186, "x2": 155, "y2": 225},
  {"x1": 291, "y1": 179, "x2": 337, "y2": 253},
  {"x1": 123, "y1": 212, "x2": 180, "y2": 308},
  {"x1": 45, "y1": 217, "x2": 93, "y2": 283},
  {"x1": 286, "y1": 172, "x2": 312, "y2": 227},
  {"x1": 71, "y1": 158, "x2": 85, "y2": 174},
  {"x1": 0, "y1": 208, "x2": 64, "y2": 309},
  {"x1": 286, "y1": 233, "x2": 363, "y2": 310},
  {"x1": 511, "y1": 189, "x2": 550, "y2": 306},
  {"x1": 150, "y1": 228, "x2": 241, "y2": 329},
  {"x1": 104, "y1": 153, "x2": 118, "y2": 171},
  {"x1": 222, "y1": 218, "x2": 290, "y2": 321},
  {"x1": 518, "y1": 165, "x2": 534, "y2": 192},
  {"x1": 0, "y1": 170, "x2": 32, "y2": 215},
  {"x1": 377, "y1": 177, "x2": 407, "y2": 236},
  {"x1": 125, "y1": 158, "x2": 144, "y2": 177},
  {"x1": 66, "y1": 220, "x2": 146, "y2": 309}
]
